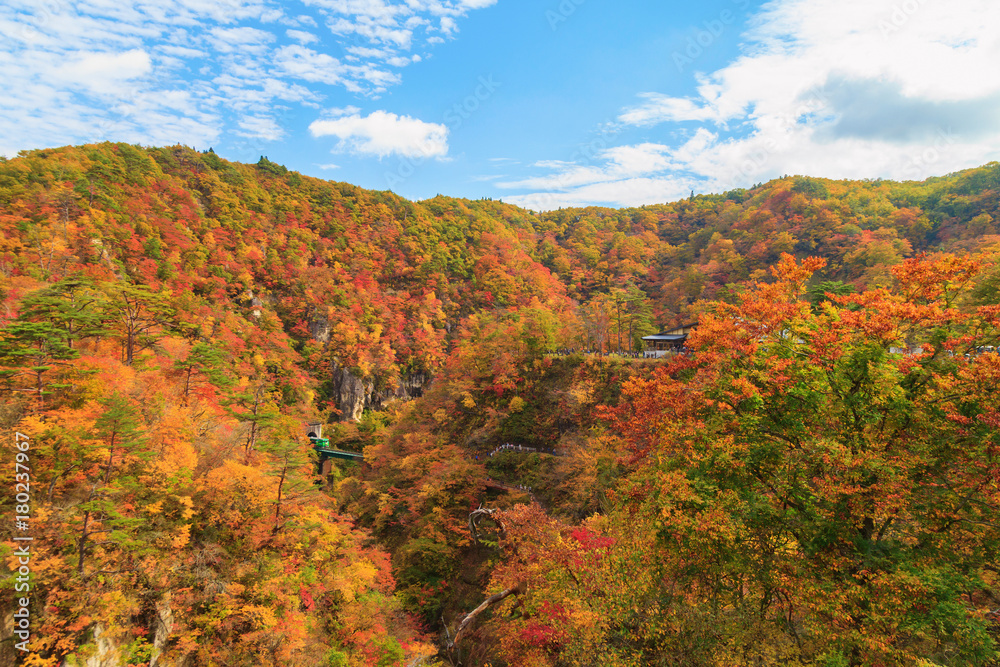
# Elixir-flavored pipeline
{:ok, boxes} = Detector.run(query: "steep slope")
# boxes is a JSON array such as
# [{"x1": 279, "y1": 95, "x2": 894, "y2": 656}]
[{"x1": 1, "y1": 143, "x2": 999, "y2": 666}]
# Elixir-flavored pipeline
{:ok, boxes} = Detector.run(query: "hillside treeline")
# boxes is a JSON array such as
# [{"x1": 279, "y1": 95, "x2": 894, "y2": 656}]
[{"x1": 0, "y1": 143, "x2": 998, "y2": 666}]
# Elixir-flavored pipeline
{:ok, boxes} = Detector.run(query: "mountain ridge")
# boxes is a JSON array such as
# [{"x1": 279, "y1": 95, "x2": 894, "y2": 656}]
[{"x1": 2, "y1": 142, "x2": 999, "y2": 666}]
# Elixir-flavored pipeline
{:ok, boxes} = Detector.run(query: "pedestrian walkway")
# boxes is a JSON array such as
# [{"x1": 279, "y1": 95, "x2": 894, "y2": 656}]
[
  {"x1": 486, "y1": 442, "x2": 563, "y2": 458},
  {"x1": 484, "y1": 478, "x2": 537, "y2": 501}
]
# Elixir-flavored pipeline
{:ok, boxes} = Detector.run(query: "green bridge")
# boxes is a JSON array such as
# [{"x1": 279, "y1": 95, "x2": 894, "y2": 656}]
[{"x1": 309, "y1": 436, "x2": 364, "y2": 463}]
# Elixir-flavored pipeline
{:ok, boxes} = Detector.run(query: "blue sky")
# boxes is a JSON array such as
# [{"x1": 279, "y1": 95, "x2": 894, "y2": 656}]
[{"x1": 3, "y1": 0, "x2": 1000, "y2": 209}]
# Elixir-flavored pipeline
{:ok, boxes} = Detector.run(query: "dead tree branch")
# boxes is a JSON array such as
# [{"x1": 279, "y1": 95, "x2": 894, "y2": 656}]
[
  {"x1": 447, "y1": 581, "x2": 526, "y2": 650},
  {"x1": 468, "y1": 506, "x2": 504, "y2": 545}
]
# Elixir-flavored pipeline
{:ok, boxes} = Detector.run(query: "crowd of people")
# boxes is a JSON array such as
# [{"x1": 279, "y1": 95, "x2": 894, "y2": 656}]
[
  {"x1": 483, "y1": 442, "x2": 562, "y2": 458},
  {"x1": 477, "y1": 443, "x2": 555, "y2": 498},
  {"x1": 485, "y1": 478, "x2": 533, "y2": 494},
  {"x1": 547, "y1": 347, "x2": 689, "y2": 358}
]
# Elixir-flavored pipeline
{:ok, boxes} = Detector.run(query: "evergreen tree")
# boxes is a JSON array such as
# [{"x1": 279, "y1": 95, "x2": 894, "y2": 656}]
[
  {"x1": 101, "y1": 282, "x2": 174, "y2": 365},
  {"x1": 74, "y1": 393, "x2": 150, "y2": 578}
]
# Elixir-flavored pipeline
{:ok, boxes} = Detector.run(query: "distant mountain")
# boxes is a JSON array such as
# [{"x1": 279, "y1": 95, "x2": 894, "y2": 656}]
[
  {"x1": 2, "y1": 143, "x2": 999, "y2": 667},
  {"x1": 3, "y1": 144, "x2": 997, "y2": 408}
]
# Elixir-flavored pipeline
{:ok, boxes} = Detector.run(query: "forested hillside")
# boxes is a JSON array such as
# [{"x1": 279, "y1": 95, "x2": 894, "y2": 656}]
[{"x1": 1, "y1": 143, "x2": 998, "y2": 666}]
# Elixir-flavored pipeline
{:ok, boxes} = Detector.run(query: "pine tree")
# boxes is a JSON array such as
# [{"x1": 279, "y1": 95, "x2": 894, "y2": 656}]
[
  {"x1": 0, "y1": 278, "x2": 104, "y2": 408},
  {"x1": 74, "y1": 393, "x2": 150, "y2": 578}
]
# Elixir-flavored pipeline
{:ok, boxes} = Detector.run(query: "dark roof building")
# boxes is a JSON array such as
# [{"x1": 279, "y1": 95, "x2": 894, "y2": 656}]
[
  {"x1": 642, "y1": 321, "x2": 697, "y2": 358},
  {"x1": 642, "y1": 334, "x2": 688, "y2": 345}
]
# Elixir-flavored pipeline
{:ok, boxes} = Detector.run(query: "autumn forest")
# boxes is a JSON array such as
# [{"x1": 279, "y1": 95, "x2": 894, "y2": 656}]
[{"x1": 1, "y1": 143, "x2": 999, "y2": 666}]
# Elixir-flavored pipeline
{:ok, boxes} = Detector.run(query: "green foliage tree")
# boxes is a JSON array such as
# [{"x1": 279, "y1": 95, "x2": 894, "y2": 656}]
[
  {"x1": 101, "y1": 282, "x2": 174, "y2": 365},
  {"x1": 19, "y1": 277, "x2": 105, "y2": 349},
  {"x1": 806, "y1": 278, "x2": 854, "y2": 310},
  {"x1": 257, "y1": 433, "x2": 320, "y2": 537},
  {"x1": 0, "y1": 319, "x2": 77, "y2": 409},
  {"x1": 172, "y1": 340, "x2": 234, "y2": 404},
  {"x1": 74, "y1": 393, "x2": 150, "y2": 578},
  {"x1": 0, "y1": 278, "x2": 106, "y2": 409}
]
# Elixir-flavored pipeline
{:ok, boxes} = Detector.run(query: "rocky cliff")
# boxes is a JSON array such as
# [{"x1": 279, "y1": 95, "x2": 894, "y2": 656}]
[{"x1": 330, "y1": 364, "x2": 428, "y2": 421}]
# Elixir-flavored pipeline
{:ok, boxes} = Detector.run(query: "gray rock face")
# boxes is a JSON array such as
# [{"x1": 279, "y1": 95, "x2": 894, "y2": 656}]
[
  {"x1": 83, "y1": 624, "x2": 121, "y2": 667},
  {"x1": 332, "y1": 363, "x2": 375, "y2": 422},
  {"x1": 150, "y1": 596, "x2": 175, "y2": 667},
  {"x1": 244, "y1": 289, "x2": 265, "y2": 319},
  {"x1": 391, "y1": 372, "x2": 427, "y2": 402},
  {"x1": 309, "y1": 314, "x2": 331, "y2": 344},
  {"x1": 331, "y1": 363, "x2": 428, "y2": 421}
]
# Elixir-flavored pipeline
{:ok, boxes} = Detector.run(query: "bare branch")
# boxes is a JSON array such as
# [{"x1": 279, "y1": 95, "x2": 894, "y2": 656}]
[
  {"x1": 468, "y1": 507, "x2": 504, "y2": 545},
  {"x1": 447, "y1": 581, "x2": 526, "y2": 649}
]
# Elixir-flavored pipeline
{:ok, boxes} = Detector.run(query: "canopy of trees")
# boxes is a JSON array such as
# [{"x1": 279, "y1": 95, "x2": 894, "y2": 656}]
[{"x1": 1, "y1": 143, "x2": 998, "y2": 666}]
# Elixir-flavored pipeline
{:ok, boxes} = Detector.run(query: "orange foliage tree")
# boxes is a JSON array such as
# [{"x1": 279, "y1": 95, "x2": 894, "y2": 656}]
[
  {"x1": 601, "y1": 253, "x2": 1000, "y2": 665},
  {"x1": 460, "y1": 254, "x2": 1000, "y2": 667}
]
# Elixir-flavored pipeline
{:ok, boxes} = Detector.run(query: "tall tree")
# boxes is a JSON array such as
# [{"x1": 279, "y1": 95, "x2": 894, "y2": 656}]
[
  {"x1": 73, "y1": 393, "x2": 149, "y2": 578},
  {"x1": 0, "y1": 278, "x2": 104, "y2": 409},
  {"x1": 101, "y1": 282, "x2": 173, "y2": 365},
  {"x1": 172, "y1": 340, "x2": 234, "y2": 405}
]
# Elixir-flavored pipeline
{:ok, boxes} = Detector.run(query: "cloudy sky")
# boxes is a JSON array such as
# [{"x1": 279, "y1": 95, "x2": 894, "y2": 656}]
[{"x1": 2, "y1": 0, "x2": 999, "y2": 209}]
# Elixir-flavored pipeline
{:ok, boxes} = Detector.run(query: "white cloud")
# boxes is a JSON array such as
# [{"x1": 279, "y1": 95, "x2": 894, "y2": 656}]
[
  {"x1": 304, "y1": 0, "x2": 407, "y2": 22},
  {"x1": 55, "y1": 50, "x2": 153, "y2": 95},
  {"x1": 0, "y1": 0, "x2": 494, "y2": 158},
  {"x1": 260, "y1": 77, "x2": 318, "y2": 103},
  {"x1": 157, "y1": 44, "x2": 207, "y2": 58},
  {"x1": 618, "y1": 92, "x2": 722, "y2": 126},
  {"x1": 346, "y1": 45, "x2": 389, "y2": 58},
  {"x1": 259, "y1": 8, "x2": 285, "y2": 23},
  {"x1": 604, "y1": 143, "x2": 678, "y2": 175},
  {"x1": 386, "y1": 55, "x2": 415, "y2": 67},
  {"x1": 499, "y1": 144, "x2": 679, "y2": 194},
  {"x1": 274, "y1": 44, "x2": 344, "y2": 85},
  {"x1": 209, "y1": 26, "x2": 274, "y2": 53},
  {"x1": 350, "y1": 63, "x2": 400, "y2": 91},
  {"x1": 309, "y1": 110, "x2": 449, "y2": 158},
  {"x1": 328, "y1": 17, "x2": 413, "y2": 48},
  {"x1": 286, "y1": 29, "x2": 318, "y2": 44},
  {"x1": 505, "y1": 0, "x2": 1000, "y2": 209},
  {"x1": 237, "y1": 115, "x2": 285, "y2": 140},
  {"x1": 507, "y1": 178, "x2": 695, "y2": 211},
  {"x1": 325, "y1": 105, "x2": 362, "y2": 116}
]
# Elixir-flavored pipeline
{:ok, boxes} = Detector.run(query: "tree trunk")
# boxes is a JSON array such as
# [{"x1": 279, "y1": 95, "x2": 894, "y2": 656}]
[
  {"x1": 448, "y1": 582, "x2": 526, "y2": 649},
  {"x1": 273, "y1": 459, "x2": 287, "y2": 535},
  {"x1": 77, "y1": 509, "x2": 91, "y2": 575}
]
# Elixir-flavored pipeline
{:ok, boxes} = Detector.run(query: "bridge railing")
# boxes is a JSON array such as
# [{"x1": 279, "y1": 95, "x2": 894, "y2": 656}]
[{"x1": 309, "y1": 437, "x2": 364, "y2": 462}]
